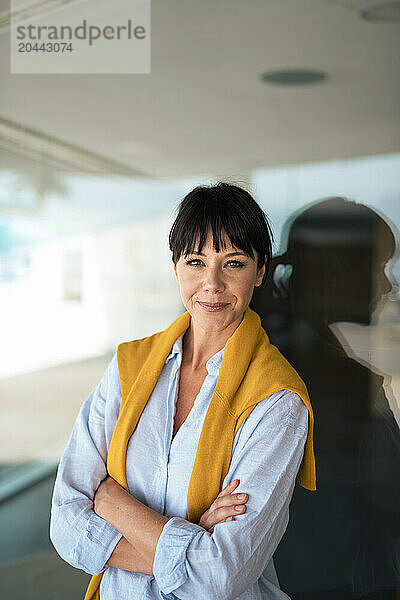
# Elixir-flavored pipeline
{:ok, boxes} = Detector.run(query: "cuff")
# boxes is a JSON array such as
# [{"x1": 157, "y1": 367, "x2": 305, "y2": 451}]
[
  {"x1": 153, "y1": 516, "x2": 205, "y2": 595},
  {"x1": 75, "y1": 512, "x2": 123, "y2": 574}
]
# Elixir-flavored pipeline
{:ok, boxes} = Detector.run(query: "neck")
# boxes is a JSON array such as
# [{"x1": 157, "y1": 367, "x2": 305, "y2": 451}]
[{"x1": 182, "y1": 312, "x2": 245, "y2": 370}]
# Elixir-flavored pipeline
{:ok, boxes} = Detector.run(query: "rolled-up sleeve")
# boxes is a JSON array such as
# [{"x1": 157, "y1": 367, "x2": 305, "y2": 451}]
[
  {"x1": 153, "y1": 390, "x2": 309, "y2": 600},
  {"x1": 49, "y1": 353, "x2": 123, "y2": 575}
]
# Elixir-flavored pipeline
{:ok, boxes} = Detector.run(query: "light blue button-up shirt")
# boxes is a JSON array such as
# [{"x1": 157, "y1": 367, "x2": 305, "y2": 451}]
[{"x1": 50, "y1": 327, "x2": 309, "y2": 600}]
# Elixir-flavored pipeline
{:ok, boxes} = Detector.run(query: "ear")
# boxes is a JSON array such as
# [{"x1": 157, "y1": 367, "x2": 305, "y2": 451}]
[
  {"x1": 255, "y1": 263, "x2": 266, "y2": 287},
  {"x1": 173, "y1": 263, "x2": 178, "y2": 280}
]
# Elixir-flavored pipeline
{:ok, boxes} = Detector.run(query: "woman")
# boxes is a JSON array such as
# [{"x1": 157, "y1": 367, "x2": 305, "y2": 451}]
[{"x1": 50, "y1": 182, "x2": 316, "y2": 600}]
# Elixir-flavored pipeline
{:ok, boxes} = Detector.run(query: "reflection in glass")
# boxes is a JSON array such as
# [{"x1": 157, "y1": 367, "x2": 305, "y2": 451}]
[{"x1": 251, "y1": 198, "x2": 400, "y2": 599}]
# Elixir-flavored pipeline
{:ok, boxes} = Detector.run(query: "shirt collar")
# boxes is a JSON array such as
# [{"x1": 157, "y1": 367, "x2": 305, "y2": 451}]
[
  {"x1": 166, "y1": 331, "x2": 185, "y2": 363},
  {"x1": 205, "y1": 346, "x2": 225, "y2": 375},
  {"x1": 166, "y1": 330, "x2": 226, "y2": 375}
]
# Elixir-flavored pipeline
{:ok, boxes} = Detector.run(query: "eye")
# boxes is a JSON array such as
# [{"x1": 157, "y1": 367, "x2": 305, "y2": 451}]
[
  {"x1": 226, "y1": 260, "x2": 245, "y2": 268},
  {"x1": 185, "y1": 259, "x2": 204, "y2": 267}
]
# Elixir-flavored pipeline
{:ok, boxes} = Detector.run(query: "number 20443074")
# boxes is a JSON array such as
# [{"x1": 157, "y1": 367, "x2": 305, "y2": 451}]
[{"x1": 18, "y1": 42, "x2": 73, "y2": 52}]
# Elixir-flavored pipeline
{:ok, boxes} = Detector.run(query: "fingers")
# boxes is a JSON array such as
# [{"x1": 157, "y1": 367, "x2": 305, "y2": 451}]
[
  {"x1": 205, "y1": 501, "x2": 247, "y2": 532},
  {"x1": 198, "y1": 479, "x2": 249, "y2": 533},
  {"x1": 212, "y1": 495, "x2": 247, "y2": 519},
  {"x1": 215, "y1": 489, "x2": 248, "y2": 509},
  {"x1": 206, "y1": 487, "x2": 249, "y2": 529},
  {"x1": 217, "y1": 479, "x2": 240, "y2": 498}
]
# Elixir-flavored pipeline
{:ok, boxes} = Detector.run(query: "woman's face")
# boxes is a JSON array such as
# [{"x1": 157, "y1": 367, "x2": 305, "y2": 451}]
[{"x1": 174, "y1": 228, "x2": 265, "y2": 334}]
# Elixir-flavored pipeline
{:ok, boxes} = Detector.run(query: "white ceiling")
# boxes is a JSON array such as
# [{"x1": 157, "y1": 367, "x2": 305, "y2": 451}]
[{"x1": 0, "y1": 0, "x2": 399, "y2": 181}]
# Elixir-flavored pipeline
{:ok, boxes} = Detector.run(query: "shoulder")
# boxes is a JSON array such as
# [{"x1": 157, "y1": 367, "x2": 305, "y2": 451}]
[
  {"x1": 253, "y1": 389, "x2": 308, "y2": 432},
  {"x1": 117, "y1": 329, "x2": 162, "y2": 357},
  {"x1": 285, "y1": 390, "x2": 309, "y2": 432},
  {"x1": 116, "y1": 330, "x2": 165, "y2": 397},
  {"x1": 233, "y1": 389, "x2": 308, "y2": 455},
  {"x1": 117, "y1": 329, "x2": 166, "y2": 374},
  {"x1": 77, "y1": 351, "x2": 121, "y2": 427},
  {"x1": 98, "y1": 351, "x2": 120, "y2": 397},
  {"x1": 90, "y1": 352, "x2": 120, "y2": 413}
]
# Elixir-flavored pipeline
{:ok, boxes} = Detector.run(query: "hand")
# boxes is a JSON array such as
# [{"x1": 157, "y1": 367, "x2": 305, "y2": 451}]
[
  {"x1": 197, "y1": 479, "x2": 248, "y2": 533},
  {"x1": 93, "y1": 475, "x2": 127, "y2": 521}
]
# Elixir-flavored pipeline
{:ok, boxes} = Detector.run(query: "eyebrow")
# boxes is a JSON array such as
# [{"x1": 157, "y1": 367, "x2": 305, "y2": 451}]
[{"x1": 189, "y1": 250, "x2": 249, "y2": 258}]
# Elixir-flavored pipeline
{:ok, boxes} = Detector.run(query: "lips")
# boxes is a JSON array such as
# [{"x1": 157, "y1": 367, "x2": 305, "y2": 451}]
[
  {"x1": 198, "y1": 302, "x2": 229, "y2": 307},
  {"x1": 197, "y1": 301, "x2": 230, "y2": 312}
]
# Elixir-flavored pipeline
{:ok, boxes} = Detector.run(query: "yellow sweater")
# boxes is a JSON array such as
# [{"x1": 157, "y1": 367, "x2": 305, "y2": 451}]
[{"x1": 84, "y1": 306, "x2": 316, "y2": 599}]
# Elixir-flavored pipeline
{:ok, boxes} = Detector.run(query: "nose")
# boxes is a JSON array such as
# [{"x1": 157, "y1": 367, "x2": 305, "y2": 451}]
[
  {"x1": 375, "y1": 269, "x2": 394, "y2": 302},
  {"x1": 382, "y1": 272, "x2": 392, "y2": 296},
  {"x1": 202, "y1": 264, "x2": 225, "y2": 293}
]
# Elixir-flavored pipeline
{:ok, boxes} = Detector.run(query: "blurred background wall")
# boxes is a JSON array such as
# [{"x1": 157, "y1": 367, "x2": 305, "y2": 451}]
[{"x1": 0, "y1": 0, "x2": 399, "y2": 598}]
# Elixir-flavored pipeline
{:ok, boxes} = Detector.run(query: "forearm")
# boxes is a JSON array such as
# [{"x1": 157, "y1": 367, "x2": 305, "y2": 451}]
[
  {"x1": 94, "y1": 478, "x2": 171, "y2": 573},
  {"x1": 107, "y1": 536, "x2": 152, "y2": 574},
  {"x1": 116, "y1": 493, "x2": 171, "y2": 561}
]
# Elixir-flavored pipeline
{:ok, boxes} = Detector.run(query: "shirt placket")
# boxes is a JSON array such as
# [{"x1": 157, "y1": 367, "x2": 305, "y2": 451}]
[{"x1": 162, "y1": 354, "x2": 182, "y2": 515}]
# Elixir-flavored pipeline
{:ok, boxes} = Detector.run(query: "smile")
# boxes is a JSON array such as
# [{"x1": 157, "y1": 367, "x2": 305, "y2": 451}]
[{"x1": 198, "y1": 302, "x2": 229, "y2": 312}]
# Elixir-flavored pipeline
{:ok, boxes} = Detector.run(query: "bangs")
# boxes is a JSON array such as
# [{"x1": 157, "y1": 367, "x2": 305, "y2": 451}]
[{"x1": 179, "y1": 210, "x2": 256, "y2": 262}]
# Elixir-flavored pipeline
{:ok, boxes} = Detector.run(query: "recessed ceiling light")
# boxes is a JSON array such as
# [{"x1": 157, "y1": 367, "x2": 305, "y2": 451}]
[
  {"x1": 360, "y1": 2, "x2": 400, "y2": 23},
  {"x1": 261, "y1": 69, "x2": 326, "y2": 86}
]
